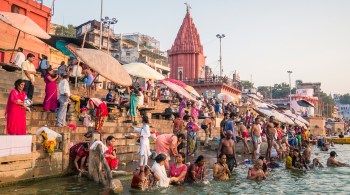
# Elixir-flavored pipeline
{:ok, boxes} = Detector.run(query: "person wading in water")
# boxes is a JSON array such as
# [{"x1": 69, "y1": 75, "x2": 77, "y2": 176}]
[
  {"x1": 251, "y1": 117, "x2": 262, "y2": 161},
  {"x1": 265, "y1": 116, "x2": 276, "y2": 160},
  {"x1": 218, "y1": 130, "x2": 237, "y2": 172}
]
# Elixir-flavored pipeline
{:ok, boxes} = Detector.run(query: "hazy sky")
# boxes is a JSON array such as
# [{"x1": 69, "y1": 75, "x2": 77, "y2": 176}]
[{"x1": 46, "y1": 0, "x2": 350, "y2": 94}]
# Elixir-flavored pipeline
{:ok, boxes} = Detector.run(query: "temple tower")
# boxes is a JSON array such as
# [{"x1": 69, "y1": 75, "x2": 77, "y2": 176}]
[{"x1": 168, "y1": 5, "x2": 206, "y2": 81}]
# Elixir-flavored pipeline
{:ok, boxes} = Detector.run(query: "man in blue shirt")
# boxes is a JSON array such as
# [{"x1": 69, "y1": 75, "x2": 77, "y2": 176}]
[
  {"x1": 225, "y1": 112, "x2": 236, "y2": 141},
  {"x1": 106, "y1": 90, "x2": 113, "y2": 102}
]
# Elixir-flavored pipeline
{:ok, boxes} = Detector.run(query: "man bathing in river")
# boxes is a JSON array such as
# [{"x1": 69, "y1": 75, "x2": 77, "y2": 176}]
[
  {"x1": 327, "y1": 151, "x2": 348, "y2": 167},
  {"x1": 251, "y1": 117, "x2": 262, "y2": 160},
  {"x1": 218, "y1": 130, "x2": 237, "y2": 172}
]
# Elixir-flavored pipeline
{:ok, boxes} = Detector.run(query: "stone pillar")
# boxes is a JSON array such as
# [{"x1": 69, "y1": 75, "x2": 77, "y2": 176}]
[{"x1": 61, "y1": 131, "x2": 71, "y2": 173}]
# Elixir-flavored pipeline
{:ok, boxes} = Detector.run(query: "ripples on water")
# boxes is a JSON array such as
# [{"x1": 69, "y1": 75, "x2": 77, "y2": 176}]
[{"x1": 1, "y1": 145, "x2": 350, "y2": 195}]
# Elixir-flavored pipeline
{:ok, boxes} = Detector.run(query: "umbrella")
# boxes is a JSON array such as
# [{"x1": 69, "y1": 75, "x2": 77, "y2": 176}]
[
  {"x1": 56, "y1": 41, "x2": 75, "y2": 58},
  {"x1": 255, "y1": 107, "x2": 295, "y2": 125},
  {"x1": 75, "y1": 48, "x2": 132, "y2": 86},
  {"x1": 217, "y1": 93, "x2": 235, "y2": 103},
  {"x1": 185, "y1": 85, "x2": 200, "y2": 97},
  {"x1": 297, "y1": 100, "x2": 314, "y2": 108},
  {"x1": 283, "y1": 110, "x2": 310, "y2": 127},
  {"x1": 0, "y1": 11, "x2": 51, "y2": 62},
  {"x1": 123, "y1": 63, "x2": 165, "y2": 80},
  {"x1": 160, "y1": 80, "x2": 196, "y2": 101},
  {"x1": 164, "y1": 78, "x2": 200, "y2": 97}
]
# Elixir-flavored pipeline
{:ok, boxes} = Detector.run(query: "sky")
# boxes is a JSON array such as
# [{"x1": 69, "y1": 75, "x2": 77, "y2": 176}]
[{"x1": 45, "y1": 0, "x2": 350, "y2": 94}]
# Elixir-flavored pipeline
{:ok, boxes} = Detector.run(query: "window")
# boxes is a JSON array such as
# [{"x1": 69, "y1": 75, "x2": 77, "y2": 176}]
[
  {"x1": 11, "y1": 4, "x2": 26, "y2": 14},
  {"x1": 178, "y1": 71, "x2": 183, "y2": 81},
  {"x1": 126, "y1": 51, "x2": 130, "y2": 56},
  {"x1": 11, "y1": 5, "x2": 20, "y2": 13}
]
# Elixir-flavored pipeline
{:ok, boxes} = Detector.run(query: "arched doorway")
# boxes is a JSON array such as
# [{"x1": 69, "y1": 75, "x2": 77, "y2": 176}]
[{"x1": 178, "y1": 71, "x2": 183, "y2": 81}]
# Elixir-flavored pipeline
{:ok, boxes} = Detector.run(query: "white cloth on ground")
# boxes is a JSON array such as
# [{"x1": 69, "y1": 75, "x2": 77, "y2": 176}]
[{"x1": 36, "y1": 126, "x2": 62, "y2": 140}]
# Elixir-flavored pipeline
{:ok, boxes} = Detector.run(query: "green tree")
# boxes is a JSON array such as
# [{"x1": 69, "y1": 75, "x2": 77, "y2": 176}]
[
  {"x1": 55, "y1": 24, "x2": 76, "y2": 37},
  {"x1": 257, "y1": 86, "x2": 272, "y2": 99},
  {"x1": 240, "y1": 80, "x2": 254, "y2": 90},
  {"x1": 271, "y1": 82, "x2": 291, "y2": 99},
  {"x1": 339, "y1": 93, "x2": 350, "y2": 104}
]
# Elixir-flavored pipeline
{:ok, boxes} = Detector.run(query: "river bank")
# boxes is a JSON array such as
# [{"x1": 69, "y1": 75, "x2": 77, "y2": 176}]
[{"x1": 1, "y1": 145, "x2": 350, "y2": 194}]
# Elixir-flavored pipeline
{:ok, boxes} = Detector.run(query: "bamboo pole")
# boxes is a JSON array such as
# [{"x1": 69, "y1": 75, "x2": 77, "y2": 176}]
[
  {"x1": 9, "y1": 31, "x2": 21, "y2": 63},
  {"x1": 74, "y1": 32, "x2": 87, "y2": 88}
]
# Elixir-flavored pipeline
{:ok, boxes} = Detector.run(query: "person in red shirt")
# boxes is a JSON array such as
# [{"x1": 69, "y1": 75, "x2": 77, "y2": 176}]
[
  {"x1": 70, "y1": 142, "x2": 89, "y2": 173},
  {"x1": 105, "y1": 136, "x2": 119, "y2": 170}
]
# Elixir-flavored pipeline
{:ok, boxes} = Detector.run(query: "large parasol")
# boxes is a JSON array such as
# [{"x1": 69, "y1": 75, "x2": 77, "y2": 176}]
[
  {"x1": 254, "y1": 107, "x2": 295, "y2": 125},
  {"x1": 217, "y1": 93, "x2": 235, "y2": 103},
  {"x1": 164, "y1": 78, "x2": 200, "y2": 97},
  {"x1": 75, "y1": 48, "x2": 132, "y2": 86},
  {"x1": 0, "y1": 11, "x2": 51, "y2": 62},
  {"x1": 160, "y1": 79, "x2": 196, "y2": 101},
  {"x1": 123, "y1": 63, "x2": 165, "y2": 80}
]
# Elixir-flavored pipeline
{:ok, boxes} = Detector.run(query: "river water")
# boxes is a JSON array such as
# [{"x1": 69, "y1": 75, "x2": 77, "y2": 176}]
[{"x1": 1, "y1": 145, "x2": 350, "y2": 195}]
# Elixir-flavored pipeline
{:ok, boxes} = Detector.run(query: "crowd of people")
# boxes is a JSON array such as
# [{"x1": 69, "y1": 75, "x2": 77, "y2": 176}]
[{"x1": 4, "y1": 50, "x2": 349, "y2": 193}]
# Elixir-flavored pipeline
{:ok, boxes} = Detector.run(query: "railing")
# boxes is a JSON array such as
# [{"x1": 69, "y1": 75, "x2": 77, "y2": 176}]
[{"x1": 182, "y1": 77, "x2": 240, "y2": 90}]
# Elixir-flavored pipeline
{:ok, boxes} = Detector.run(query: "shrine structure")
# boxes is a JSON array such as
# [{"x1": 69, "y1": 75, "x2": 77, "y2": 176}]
[{"x1": 168, "y1": 5, "x2": 241, "y2": 103}]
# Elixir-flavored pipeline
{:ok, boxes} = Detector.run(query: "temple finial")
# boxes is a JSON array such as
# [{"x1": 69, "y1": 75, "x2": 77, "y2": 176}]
[{"x1": 184, "y1": 2, "x2": 191, "y2": 13}]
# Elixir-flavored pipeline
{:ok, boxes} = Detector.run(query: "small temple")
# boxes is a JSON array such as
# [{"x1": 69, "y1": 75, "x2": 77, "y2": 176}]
[
  {"x1": 168, "y1": 4, "x2": 241, "y2": 103},
  {"x1": 168, "y1": 4, "x2": 206, "y2": 81}
]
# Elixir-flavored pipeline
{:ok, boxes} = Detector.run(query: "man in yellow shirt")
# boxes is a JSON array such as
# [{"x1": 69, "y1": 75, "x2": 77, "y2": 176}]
[{"x1": 21, "y1": 53, "x2": 37, "y2": 100}]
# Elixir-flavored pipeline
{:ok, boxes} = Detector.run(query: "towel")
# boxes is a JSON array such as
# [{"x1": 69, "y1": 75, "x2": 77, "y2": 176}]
[
  {"x1": 90, "y1": 140, "x2": 109, "y2": 153},
  {"x1": 36, "y1": 126, "x2": 62, "y2": 140}
]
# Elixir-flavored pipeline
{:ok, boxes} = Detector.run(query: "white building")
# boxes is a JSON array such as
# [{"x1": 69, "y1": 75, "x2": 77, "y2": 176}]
[
  {"x1": 290, "y1": 88, "x2": 318, "y2": 117},
  {"x1": 119, "y1": 33, "x2": 170, "y2": 76},
  {"x1": 337, "y1": 104, "x2": 350, "y2": 120}
]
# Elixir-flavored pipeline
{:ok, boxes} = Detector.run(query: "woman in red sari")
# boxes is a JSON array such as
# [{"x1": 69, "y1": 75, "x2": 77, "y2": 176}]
[
  {"x1": 105, "y1": 135, "x2": 119, "y2": 170},
  {"x1": 87, "y1": 98, "x2": 109, "y2": 131},
  {"x1": 43, "y1": 67, "x2": 59, "y2": 112},
  {"x1": 6, "y1": 79, "x2": 27, "y2": 135}
]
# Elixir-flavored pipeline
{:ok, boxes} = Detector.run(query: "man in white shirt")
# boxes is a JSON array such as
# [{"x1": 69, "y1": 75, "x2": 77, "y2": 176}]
[
  {"x1": 164, "y1": 88, "x2": 170, "y2": 100},
  {"x1": 12, "y1": 47, "x2": 25, "y2": 68},
  {"x1": 21, "y1": 53, "x2": 37, "y2": 100},
  {"x1": 57, "y1": 74, "x2": 71, "y2": 127}
]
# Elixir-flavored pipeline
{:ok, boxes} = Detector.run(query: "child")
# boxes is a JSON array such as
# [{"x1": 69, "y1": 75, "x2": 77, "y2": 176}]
[{"x1": 80, "y1": 107, "x2": 92, "y2": 127}]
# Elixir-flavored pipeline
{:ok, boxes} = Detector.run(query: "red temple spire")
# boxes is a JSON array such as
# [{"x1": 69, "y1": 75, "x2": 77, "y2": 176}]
[{"x1": 169, "y1": 4, "x2": 205, "y2": 81}]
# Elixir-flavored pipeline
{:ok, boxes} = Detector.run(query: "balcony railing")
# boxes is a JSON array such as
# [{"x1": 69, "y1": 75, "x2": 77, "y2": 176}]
[{"x1": 182, "y1": 77, "x2": 240, "y2": 90}]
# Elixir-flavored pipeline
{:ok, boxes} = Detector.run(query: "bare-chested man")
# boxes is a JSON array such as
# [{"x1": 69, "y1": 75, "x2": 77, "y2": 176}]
[
  {"x1": 327, "y1": 151, "x2": 348, "y2": 167},
  {"x1": 302, "y1": 141, "x2": 312, "y2": 164},
  {"x1": 265, "y1": 116, "x2": 276, "y2": 160},
  {"x1": 238, "y1": 122, "x2": 250, "y2": 154},
  {"x1": 201, "y1": 117, "x2": 213, "y2": 145},
  {"x1": 251, "y1": 117, "x2": 262, "y2": 161},
  {"x1": 218, "y1": 130, "x2": 237, "y2": 172}
]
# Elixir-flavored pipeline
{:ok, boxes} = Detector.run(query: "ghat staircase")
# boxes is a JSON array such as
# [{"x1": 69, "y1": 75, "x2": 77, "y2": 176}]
[{"x1": 0, "y1": 68, "x2": 220, "y2": 185}]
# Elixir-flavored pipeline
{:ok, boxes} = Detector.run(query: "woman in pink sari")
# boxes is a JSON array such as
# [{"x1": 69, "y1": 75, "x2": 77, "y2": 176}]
[
  {"x1": 43, "y1": 68, "x2": 59, "y2": 112},
  {"x1": 6, "y1": 79, "x2": 27, "y2": 135},
  {"x1": 178, "y1": 98, "x2": 187, "y2": 119},
  {"x1": 191, "y1": 102, "x2": 199, "y2": 122}
]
